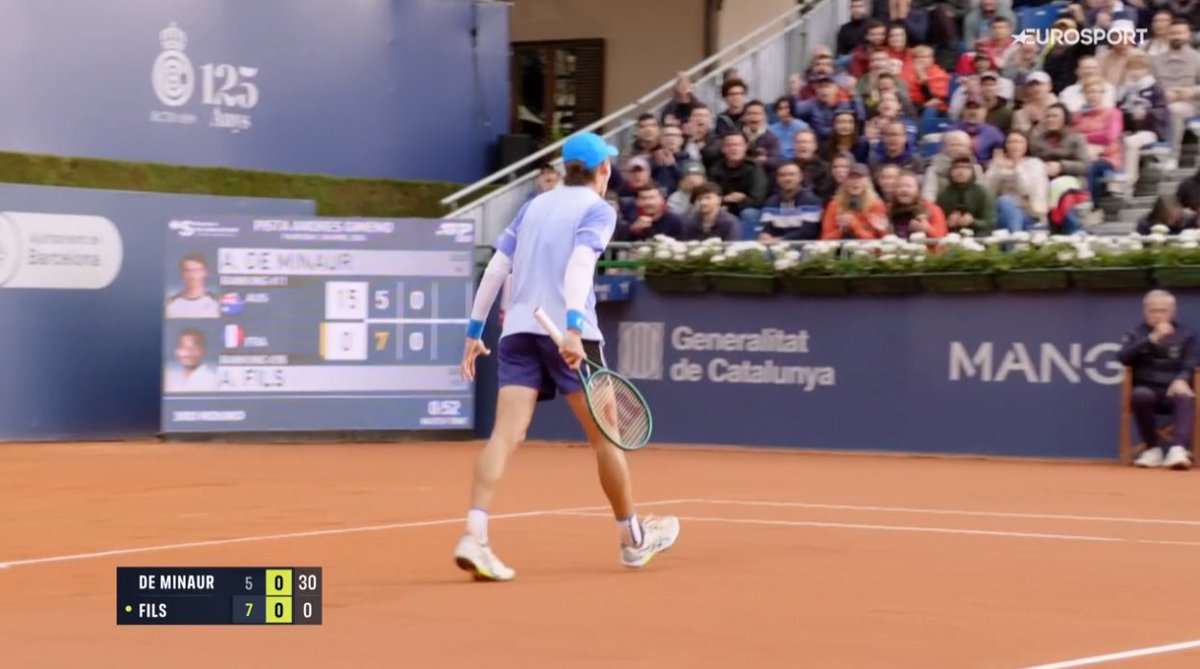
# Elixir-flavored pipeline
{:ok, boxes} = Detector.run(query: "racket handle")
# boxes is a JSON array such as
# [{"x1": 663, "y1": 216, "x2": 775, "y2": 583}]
[{"x1": 533, "y1": 307, "x2": 564, "y2": 345}]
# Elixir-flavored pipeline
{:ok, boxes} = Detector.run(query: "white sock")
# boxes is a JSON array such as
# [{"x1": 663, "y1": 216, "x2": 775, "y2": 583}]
[
  {"x1": 618, "y1": 514, "x2": 643, "y2": 547},
  {"x1": 467, "y1": 508, "x2": 489, "y2": 544}
]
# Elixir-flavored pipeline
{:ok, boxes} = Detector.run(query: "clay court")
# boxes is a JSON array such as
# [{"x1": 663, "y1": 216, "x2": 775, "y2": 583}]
[{"x1": 4, "y1": 440, "x2": 1200, "y2": 668}]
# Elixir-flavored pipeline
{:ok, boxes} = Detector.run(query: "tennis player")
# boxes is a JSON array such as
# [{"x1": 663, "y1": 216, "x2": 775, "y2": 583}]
[{"x1": 454, "y1": 132, "x2": 681, "y2": 581}]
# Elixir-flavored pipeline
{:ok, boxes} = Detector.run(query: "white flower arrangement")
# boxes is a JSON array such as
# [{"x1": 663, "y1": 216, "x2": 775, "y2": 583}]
[{"x1": 635, "y1": 230, "x2": 1200, "y2": 283}]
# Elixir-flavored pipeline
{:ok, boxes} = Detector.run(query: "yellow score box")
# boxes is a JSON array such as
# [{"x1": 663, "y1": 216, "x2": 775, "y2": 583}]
[
  {"x1": 266, "y1": 596, "x2": 293, "y2": 624},
  {"x1": 266, "y1": 569, "x2": 293, "y2": 596}
]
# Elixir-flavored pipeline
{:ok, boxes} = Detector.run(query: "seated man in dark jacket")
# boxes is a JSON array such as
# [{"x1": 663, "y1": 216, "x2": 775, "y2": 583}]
[
  {"x1": 1117, "y1": 289, "x2": 1196, "y2": 470},
  {"x1": 614, "y1": 185, "x2": 684, "y2": 242},
  {"x1": 708, "y1": 132, "x2": 768, "y2": 239}
]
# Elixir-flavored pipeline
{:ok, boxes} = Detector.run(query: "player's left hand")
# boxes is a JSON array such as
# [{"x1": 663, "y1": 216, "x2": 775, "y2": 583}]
[
  {"x1": 560, "y1": 330, "x2": 585, "y2": 371},
  {"x1": 461, "y1": 338, "x2": 490, "y2": 381}
]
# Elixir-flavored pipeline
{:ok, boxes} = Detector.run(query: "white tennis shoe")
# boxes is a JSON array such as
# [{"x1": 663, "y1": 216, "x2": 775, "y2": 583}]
[
  {"x1": 620, "y1": 515, "x2": 681, "y2": 568},
  {"x1": 454, "y1": 534, "x2": 516, "y2": 581},
  {"x1": 1164, "y1": 445, "x2": 1193, "y2": 471},
  {"x1": 1135, "y1": 447, "x2": 1165, "y2": 468}
]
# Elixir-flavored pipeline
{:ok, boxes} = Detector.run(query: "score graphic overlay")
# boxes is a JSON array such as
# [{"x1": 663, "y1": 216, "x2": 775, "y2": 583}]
[
  {"x1": 116, "y1": 567, "x2": 322, "y2": 625},
  {"x1": 161, "y1": 216, "x2": 475, "y2": 433}
]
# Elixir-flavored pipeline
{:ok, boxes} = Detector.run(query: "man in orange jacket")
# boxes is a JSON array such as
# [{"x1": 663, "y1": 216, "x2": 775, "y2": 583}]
[{"x1": 905, "y1": 45, "x2": 950, "y2": 126}]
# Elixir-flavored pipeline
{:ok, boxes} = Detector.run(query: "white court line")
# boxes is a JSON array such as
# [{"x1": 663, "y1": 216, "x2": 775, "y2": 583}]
[
  {"x1": 558, "y1": 512, "x2": 1200, "y2": 548},
  {"x1": 1018, "y1": 638, "x2": 1200, "y2": 668},
  {"x1": 683, "y1": 499, "x2": 1200, "y2": 528},
  {"x1": 0, "y1": 499, "x2": 687, "y2": 570}
]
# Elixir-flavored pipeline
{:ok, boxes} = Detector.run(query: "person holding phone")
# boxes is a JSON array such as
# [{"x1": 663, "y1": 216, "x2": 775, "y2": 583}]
[
  {"x1": 888, "y1": 171, "x2": 947, "y2": 239},
  {"x1": 820, "y1": 163, "x2": 890, "y2": 239}
]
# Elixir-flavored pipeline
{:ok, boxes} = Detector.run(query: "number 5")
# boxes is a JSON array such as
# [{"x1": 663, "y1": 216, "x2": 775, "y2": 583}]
[
  {"x1": 374, "y1": 290, "x2": 390, "y2": 310},
  {"x1": 238, "y1": 67, "x2": 259, "y2": 108},
  {"x1": 245, "y1": 577, "x2": 253, "y2": 591}
]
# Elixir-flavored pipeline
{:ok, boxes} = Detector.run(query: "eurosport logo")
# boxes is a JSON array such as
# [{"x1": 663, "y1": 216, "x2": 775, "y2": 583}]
[{"x1": 1015, "y1": 27, "x2": 1147, "y2": 47}]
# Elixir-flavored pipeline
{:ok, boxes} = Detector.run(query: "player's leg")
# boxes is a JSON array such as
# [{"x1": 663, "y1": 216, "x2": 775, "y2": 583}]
[
  {"x1": 552, "y1": 339, "x2": 679, "y2": 568},
  {"x1": 469, "y1": 384, "x2": 539, "y2": 516},
  {"x1": 564, "y1": 390, "x2": 634, "y2": 518},
  {"x1": 454, "y1": 335, "x2": 543, "y2": 582}
]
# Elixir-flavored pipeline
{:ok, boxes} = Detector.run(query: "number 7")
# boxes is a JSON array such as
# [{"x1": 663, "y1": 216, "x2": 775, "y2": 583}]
[
  {"x1": 375, "y1": 331, "x2": 389, "y2": 350},
  {"x1": 245, "y1": 602, "x2": 253, "y2": 617}
]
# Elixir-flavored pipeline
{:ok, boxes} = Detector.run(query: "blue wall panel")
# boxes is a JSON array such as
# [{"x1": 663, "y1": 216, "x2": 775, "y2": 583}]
[{"x1": 0, "y1": 0, "x2": 509, "y2": 182}]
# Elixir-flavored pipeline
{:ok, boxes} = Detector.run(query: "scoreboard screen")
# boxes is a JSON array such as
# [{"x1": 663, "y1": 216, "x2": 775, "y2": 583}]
[
  {"x1": 161, "y1": 216, "x2": 475, "y2": 433},
  {"x1": 117, "y1": 567, "x2": 322, "y2": 625}
]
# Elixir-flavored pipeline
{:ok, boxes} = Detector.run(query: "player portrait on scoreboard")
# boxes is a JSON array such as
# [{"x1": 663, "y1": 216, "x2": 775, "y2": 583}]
[
  {"x1": 165, "y1": 253, "x2": 220, "y2": 319},
  {"x1": 164, "y1": 327, "x2": 219, "y2": 392}
]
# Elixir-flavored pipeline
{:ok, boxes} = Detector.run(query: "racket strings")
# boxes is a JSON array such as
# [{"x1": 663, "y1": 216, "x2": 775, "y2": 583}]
[{"x1": 588, "y1": 374, "x2": 650, "y2": 448}]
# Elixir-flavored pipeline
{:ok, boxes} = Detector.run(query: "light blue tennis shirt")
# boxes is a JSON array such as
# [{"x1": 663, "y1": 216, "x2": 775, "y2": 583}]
[{"x1": 493, "y1": 185, "x2": 616, "y2": 343}]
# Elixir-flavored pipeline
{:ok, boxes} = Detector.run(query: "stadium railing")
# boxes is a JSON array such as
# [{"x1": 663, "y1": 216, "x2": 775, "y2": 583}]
[{"x1": 450, "y1": 0, "x2": 849, "y2": 262}]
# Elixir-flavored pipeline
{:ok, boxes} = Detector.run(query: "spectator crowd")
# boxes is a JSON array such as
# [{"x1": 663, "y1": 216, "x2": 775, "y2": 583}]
[{"x1": 530, "y1": 0, "x2": 1200, "y2": 243}]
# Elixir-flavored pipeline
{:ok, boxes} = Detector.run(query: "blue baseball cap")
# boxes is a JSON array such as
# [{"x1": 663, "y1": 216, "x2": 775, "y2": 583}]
[{"x1": 562, "y1": 132, "x2": 619, "y2": 169}]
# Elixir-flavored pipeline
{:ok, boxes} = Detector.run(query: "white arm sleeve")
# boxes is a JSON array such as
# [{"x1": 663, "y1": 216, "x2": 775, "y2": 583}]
[
  {"x1": 470, "y1": 252, "x2": 512, "y2": 322},
  {"x1": 564, "y1": 245, "x2": 598, "y2": 315}
]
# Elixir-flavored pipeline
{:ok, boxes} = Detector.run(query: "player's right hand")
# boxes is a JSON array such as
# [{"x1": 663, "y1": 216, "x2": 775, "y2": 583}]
[
  {"x1": 461, "y1": 338, "x2": 490, "y2": 381},
  {"x1": 560, "y1": 330, "x2": 585, "y2": 371}
]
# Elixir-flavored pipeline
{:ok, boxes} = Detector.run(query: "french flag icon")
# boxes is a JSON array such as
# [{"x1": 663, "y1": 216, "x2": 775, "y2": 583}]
[{"x1": 224, "y1": 324, "x2": 245, "y2": 349}]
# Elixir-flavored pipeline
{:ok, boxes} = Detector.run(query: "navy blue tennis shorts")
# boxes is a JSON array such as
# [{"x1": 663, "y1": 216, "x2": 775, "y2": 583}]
[{"x1": 497, "y1": 333, "x2": 604, "y2": 401}]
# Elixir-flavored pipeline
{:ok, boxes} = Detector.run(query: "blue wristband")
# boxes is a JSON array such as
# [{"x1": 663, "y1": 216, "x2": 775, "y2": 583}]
[
  {"x1": 566, "y1": 310, "x2": 585, "y2": 333},
  {"x1": 466, "y1": 319, "x2": 485, "y2": 339}
]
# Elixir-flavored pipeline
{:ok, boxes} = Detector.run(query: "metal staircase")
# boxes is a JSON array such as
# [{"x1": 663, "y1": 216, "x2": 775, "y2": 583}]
[{"x1": 441, "y1": 0, "x2": 848, "y2": 251}]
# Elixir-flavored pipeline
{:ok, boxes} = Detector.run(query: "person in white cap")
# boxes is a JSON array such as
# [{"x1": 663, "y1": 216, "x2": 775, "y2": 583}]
[{"x1": 1012, "y1": 72, "x2": 1060, "y2": 135}]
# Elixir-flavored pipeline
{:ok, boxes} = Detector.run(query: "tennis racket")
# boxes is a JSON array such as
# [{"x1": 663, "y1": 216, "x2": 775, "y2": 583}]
[{"x1": 533, "y1": 307, "x2": 653, "y2": 451}]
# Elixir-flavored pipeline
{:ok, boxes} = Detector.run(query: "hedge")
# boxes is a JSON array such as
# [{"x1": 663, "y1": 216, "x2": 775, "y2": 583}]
[{"x1": 0, "y1": 151, "x2": 473, "y2": 218}]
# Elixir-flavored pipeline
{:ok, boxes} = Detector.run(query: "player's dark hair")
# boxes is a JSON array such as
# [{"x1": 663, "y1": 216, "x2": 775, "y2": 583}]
[
  {"x1": 178, "y1": 328, "x2": 206, "y2": 349},
  {"x1": 179, "y1": 253, "x2": 207, "y2": 271},
  {"x1": 637, "y1": 112, "x2": 657, "y2": 124},
  {"x1": 562, "y1": 161, "x2": 596, "y2": 186},
  {"x1": 744, "y1": 99, "x2": 767, "y2": 114},
  {"x1": 637, "y1": 184, "x2": 663, "y2": 197}
]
